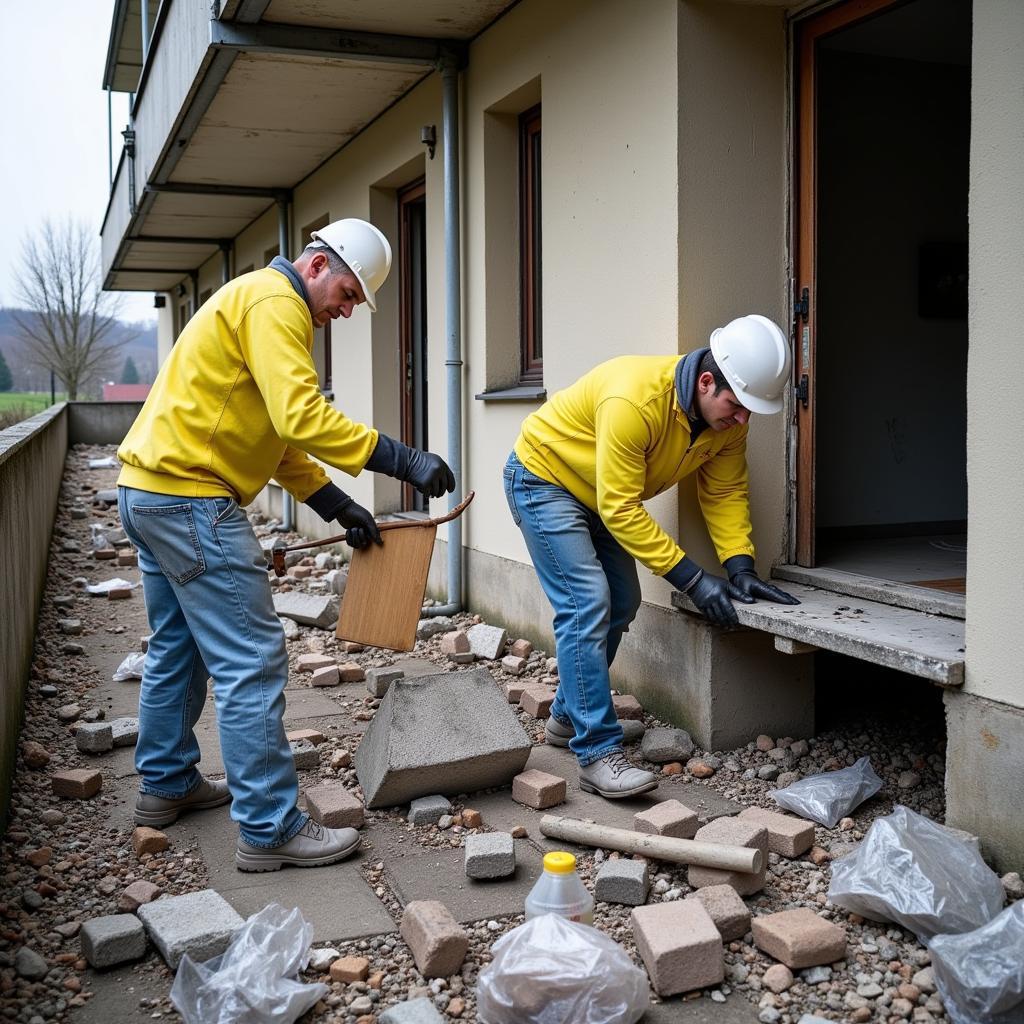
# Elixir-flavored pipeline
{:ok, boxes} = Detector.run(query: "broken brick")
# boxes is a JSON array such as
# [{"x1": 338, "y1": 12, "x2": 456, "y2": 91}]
[
  {"x1": 51, "y1": 769, "x2": 101, "y2": 800},
  {"x1": 512, "y1": 769, "x2": 566, "y2": 809},
  {"x1": 751, "y1": 908, "x2": 847, "y2": 968},
  {"x1": 399, "y1": 901, "x2": 469, "y2": 978}
]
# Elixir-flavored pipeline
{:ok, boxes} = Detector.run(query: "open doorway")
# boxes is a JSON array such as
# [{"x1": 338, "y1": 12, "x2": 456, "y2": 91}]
[
  {"x1": 398, "y1": 179, "x2": 428, "y2": 513},
  {"x1": 794, "y1": 0, "x2": 971, "y2": 597}
]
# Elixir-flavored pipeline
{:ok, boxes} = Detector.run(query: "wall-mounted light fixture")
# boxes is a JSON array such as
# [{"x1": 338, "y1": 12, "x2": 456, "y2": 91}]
[
  {"x1": 153, "y1": 294, "x2": 166, "y2": 308},
  {"x1": 421, "y1": 124, "x2": 436, "y2": 160}
]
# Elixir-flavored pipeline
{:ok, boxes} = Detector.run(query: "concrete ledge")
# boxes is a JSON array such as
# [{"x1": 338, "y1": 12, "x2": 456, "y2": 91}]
[
  {"x1": 68, "y1": 401, "x2": 143, "y2": 445},
  {"x1": 944, "y1": 690, "x2": 1024, "y2": 873}
]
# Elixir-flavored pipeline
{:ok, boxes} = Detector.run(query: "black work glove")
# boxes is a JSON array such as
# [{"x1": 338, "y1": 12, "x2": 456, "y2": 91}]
[
  {"x1": 304, "y1": 483, "x2": 381, "y2": 549},
  {"x1": 688, "y1": 572, "x2": 753, "y2": 627},
  {"x1": 336, "y1": 498, "x2": 382, "y2": 550},
  {"x1": 365, "y1": 433, "x2": 456, "y2": 499},
  {"x1": 666, "y1": 554, "x2": 754, "y2": 628},
  {"x1": 724, "y1": 554, "x2": 801, "y2": 606}
]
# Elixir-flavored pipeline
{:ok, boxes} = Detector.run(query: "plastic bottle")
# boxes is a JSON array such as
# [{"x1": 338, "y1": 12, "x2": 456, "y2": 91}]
[{"x1": 525, "y1": 851, "x2": 594, "y2": 925}]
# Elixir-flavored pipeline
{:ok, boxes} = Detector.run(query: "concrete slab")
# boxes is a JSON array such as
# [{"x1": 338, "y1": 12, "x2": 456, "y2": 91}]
[
  {"x1": 385, "y1": 840, "x2": 544, "y2": 924},
  {"x1": 466, "y1": 744, "x2": 742, "y2": 852},
  {"x1": 191, "y1": 809, "x2": 395, "y2": 942},
  {"x1": 672, "y1": 582, "x2": 965, "y2": 686}
]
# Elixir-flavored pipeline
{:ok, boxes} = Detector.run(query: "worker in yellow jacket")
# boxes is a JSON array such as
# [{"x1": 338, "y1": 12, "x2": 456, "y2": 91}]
[
  {"x1": 505, "y1": 315, "x2": 798, "y2": 799},
  {"x1": 116, "y1": 219, "x2": 454, "y2": 870}
]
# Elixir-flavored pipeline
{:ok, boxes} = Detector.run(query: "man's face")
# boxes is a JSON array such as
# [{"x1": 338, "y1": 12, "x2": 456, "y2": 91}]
[
  {"x1": 306, "y1": 253, "x2": 366, "y2": 326},
  {"x1": 695, "y1": 372, "x2": 751, "y2": 431}
]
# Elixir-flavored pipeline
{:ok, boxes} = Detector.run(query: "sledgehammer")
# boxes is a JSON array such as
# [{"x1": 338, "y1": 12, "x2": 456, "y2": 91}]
[{"x1": 539, "y1": 814, "x2": 763, "y2": 873}]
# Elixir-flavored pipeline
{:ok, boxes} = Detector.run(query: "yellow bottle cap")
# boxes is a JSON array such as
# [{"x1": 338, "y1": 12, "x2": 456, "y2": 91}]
[{"x1": 543, "y1": 851, "x2": 577, "y2": 874}]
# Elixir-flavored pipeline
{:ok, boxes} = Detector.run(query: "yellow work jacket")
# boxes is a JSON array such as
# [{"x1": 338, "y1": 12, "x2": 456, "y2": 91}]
[
  {"x1": 514, "y1": 355, "x2": 755, "y2": 577},
  {"x1": 118, "y1": 267, "x2": 377, "y2": 505}
]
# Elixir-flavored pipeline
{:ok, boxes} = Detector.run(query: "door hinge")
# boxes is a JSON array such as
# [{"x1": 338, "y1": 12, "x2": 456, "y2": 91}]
[
  {"x1": 795, "y1": 373, "x2": 809, "y2": 408},
  {"x1": 794, "y1": 286, "x2": 809, "y2": 325}
]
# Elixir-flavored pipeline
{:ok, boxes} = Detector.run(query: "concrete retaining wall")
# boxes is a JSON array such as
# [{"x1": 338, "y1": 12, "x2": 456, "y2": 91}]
[
  {"x1": 0, "y1": 401, "x2": 142, "y2": 833},
  {"x1": 0, "y1": 404, "x2": 69, "y2": 827}
]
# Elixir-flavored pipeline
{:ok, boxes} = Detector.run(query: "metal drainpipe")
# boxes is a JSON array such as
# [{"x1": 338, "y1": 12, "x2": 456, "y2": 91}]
[
  {"x1": 277, "y1": 195, "x2": 295, "y2": 532},
  {"x1": 220, "y1": 241, "x2": 231, "y2": 285},
  {"x1": 140, "y1": 0, "x2": 151, "y2": 63},
  {"x1": 422, "y1": 55, "x2": 464, "y2": 617},
  {"x1": 106, "y1": 87, "x2": 113, "y2": 187}
]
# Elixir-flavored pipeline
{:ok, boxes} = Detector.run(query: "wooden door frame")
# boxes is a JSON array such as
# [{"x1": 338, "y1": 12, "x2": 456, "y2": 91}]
[
  {"x1": 398, "y1": 178, "x2": 427, "y2": 512},
  {"x1": 792, "y1": 0, "x2": 909, "y2": 566}
]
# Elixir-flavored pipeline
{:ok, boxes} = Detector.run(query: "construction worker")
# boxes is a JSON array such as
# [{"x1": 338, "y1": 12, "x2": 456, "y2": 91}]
[
  {"x1": 505, "y1": 315, "x2": 799, "y2": 799},
  {"x1": 116, "y1": 218, "x2": 455, "y2": 870}
]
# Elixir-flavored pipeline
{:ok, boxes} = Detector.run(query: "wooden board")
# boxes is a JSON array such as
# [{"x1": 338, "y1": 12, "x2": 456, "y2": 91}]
[
  {"x1": 913, "y1": 577, "x2": 967, "y2": 594},
  {"x1": 336, "y1": 524, "x2": 437, "y2": 652}
]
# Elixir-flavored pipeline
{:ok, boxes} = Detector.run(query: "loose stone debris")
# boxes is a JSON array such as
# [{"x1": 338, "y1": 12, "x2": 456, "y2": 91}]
[{"x1": 3, "y1": 443, "x2": 1008, "y2": 1023}]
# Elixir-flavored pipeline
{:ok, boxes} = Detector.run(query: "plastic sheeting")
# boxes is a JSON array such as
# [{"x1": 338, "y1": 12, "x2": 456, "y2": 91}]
[
  {"x1": 476, "y1": 914, "x2": 648, "y2": 1024},
  {"x1": 171, "y1": 904, "x2": 327, "y2": 1024},
  {"x1": 772, "y1": 756, "x2": 882, "y2": 827},
  {"x1": 828, "y1": 805, "x2": 1005, "y2": 942},
  {"x1": 931, "y1": 901, "x2": 1024, "y2": 1024}
]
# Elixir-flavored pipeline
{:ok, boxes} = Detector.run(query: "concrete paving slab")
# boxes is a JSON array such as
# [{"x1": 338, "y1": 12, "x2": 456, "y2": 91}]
[
  {"x1": 68, "y1": 960, "x2": 164, "y2": 1023},
  {"x1": 191, "y1": 808, "x2": 395, "y2": 942},
  {"x1": 467, "y1": 744, "x2": 742, "y2": 852},
  {"x1": 385, "y1": 840, "x2": 544, "y2": 923}
]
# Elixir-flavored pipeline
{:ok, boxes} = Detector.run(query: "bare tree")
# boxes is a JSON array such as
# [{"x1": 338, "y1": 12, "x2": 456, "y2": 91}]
[{"x1": 12, "y1": 218, "x2": 132, "y2": 400}]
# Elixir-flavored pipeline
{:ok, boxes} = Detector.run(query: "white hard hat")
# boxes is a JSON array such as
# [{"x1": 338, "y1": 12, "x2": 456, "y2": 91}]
[
  {"x1": 309, "y1": 218, "x2": 393, "y2": 312},
  {"x1": 708, "y1": 314, "x2": 792, "y2": 415}
]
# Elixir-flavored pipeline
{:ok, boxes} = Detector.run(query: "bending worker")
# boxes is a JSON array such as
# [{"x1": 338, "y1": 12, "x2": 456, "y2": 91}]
[
  {"x1": 116, "y1": 218, "x2": 455, "y2": 871},
  {"x1": 504, "y1": 315, "x2": 799, "y2": 800}
]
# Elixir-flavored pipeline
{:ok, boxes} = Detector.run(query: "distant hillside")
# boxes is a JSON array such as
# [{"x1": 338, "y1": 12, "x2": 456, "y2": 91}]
[{"x1": 0, "y1": 308, "x2": 157, "y2": 396}]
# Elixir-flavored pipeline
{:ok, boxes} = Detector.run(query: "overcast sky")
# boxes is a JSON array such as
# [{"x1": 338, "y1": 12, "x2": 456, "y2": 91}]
[{"x1": 0, "y1": 3, "x2": 157, "y2": 323}]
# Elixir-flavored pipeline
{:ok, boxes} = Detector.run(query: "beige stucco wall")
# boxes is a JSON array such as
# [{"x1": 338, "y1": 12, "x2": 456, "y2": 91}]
[{"x1": 964, "y1": 0, "x2": 1024, "y2": 709}]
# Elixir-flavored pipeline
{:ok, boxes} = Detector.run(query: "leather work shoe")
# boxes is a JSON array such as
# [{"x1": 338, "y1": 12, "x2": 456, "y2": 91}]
[
  {"x1": 134, "y1": 775, "x2": 231, "y2": 827},
  {"x1": 578, "y1": 752, "x2": 659, "y2": 799},
  {"x1": 544, "y1": 717, "x2": 575, "y2": 747},
  {"x1": 235, "y1": 818, "x2": 361, "y2": 872}
]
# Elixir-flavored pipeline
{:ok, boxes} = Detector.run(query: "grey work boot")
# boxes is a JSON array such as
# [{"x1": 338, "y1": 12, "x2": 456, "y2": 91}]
[
  {"x1": 578, "y1": 752, "x2": 659, "y2": 799},
  {"x1": 235, "y1": 817, "x2": 360, "y2": 872},
  {"x1": 544, "y1": 717, "x2": 574, "y2": 748},
  {"x1": 134, "y1": 775, "x2": 231, "y2": 827}
]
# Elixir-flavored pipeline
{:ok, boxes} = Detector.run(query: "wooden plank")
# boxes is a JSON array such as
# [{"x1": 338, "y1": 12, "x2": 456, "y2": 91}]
[
  {"x1": 914, "y1": 577, "x2": 966, "y2": 594},
  {"x1": 336, "y1": 524, "x2": 436, "y2": 652},
  {"x1": 671, "y1": 582, "x2": 965, "y2": 687}
]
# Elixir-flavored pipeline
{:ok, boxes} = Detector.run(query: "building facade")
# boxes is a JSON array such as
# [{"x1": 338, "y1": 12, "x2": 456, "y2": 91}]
[{"x1": 100, "y1": 0, "x2": 1024, "y2": 870}]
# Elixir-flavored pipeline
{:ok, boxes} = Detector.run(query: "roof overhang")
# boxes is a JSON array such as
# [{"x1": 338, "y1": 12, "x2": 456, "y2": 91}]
[{"x1": 103, "y1": 0, "x2": 161, "y2": 92}]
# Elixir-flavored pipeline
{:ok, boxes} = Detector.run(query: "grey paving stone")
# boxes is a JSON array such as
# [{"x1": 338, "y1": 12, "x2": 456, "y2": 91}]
[
  {"x1": 80, "y1": 914, "x2": 147, "y2": 968},
  {"x1": 379, "y1": 998, "x2": 446, "y2": 1023},
  {"x1": 408, "y1": 795, "x2": 452, "y2": 825},
  {"x1": 272, "y1": 592, "x2": 340, "y2": 629},
  {"x1": 466, "y1": 623, "x2": 507, "y2": 660},
  {"x1": 76, "y1": 722, "x2": 113, "y2": 754},
  {"x1": 595, "y1": 858, "x2": 650, "y2": 906},
  {"x1": 464, "y1": 832, "x2": 515, "y2": 879},
  {"x1": 416, "y1": 617, "x2": 455, "y2": 639},
  {"x1": 291, "y1": 738, "x2": 320, "y2": 770},
  {"x1": 355, "y1": 668, "x2": 532, "y2": 808},
  {"x1": 366, "y1": 667, "x2": 404, "y2": 699},
  {"x1": 109, "y1": 717, "x2": 139, "y2": 748},
  {"x1": 137, "y1": 889, "x2": 243, "y2": 969}
]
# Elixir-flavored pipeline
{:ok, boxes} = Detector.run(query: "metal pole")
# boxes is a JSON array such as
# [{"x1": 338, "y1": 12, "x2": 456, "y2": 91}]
[
  {"x1": 140, "y1": 0, "x2": 151, "y2": 63},
  {"x1": 220, "y1": 242, "x2": 231, "y2": 285},
  {"x1": 424, "y1": 56, "x2": 464, "y2": 616},
  {"x1": 277, "y1": 196, "x2": 295, "y2": 531},
  {"x1": 107, "y1": 87, "x2": 113, "y2": 187},
  {"x1": 50, "y1": 369, "x2": 55, "y2": 406}
]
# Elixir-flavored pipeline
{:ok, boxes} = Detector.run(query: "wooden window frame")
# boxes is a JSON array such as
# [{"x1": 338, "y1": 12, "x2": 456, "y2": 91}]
[{"x1": 519, "y1": 104, "x2": 542, "y2": 385}]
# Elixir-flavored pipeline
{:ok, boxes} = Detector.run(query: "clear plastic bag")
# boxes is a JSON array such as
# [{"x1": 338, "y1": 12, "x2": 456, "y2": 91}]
[
  {"x1": 112, "y1": 652, "x2": 146, "y2": 681},
  {"x1": 88, "y1": 456, "x2": 119, "y2": 469},
  {"x1": 170, "y1": 903, "x2": 327, "y2": 1024},
  {"x1": 90, "y1": 524, "x2": 110, "y2": 550},
  {"x1": 931, "y1": 901, "x2": 1024, "y2": 1024},
  {"x1": 771, "y1": 755, "x2": 882, "y2": 827},
  {"x1": 87, "y1": 577, "x2": 138, "y2": 595},
  {"x1": 827, "y1": 805, "x2": 1005, "y2": 942},
  {"x1": 476, "y1": 914, "x2": 649, "y2": 1024}
]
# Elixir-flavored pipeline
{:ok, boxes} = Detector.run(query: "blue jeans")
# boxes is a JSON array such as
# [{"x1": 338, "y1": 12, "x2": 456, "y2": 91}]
[
  {"x1": 503, "y1": 453, "x2": 642, "y2": 765},
  {"x1": 118, "y1": 487, "x2": 305, "y2": 848}
]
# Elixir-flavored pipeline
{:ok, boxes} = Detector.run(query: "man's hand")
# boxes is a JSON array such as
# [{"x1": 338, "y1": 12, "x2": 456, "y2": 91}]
[
  {"x1": 730, "y1": 571, "x2": 800, "y2": 605},
  {"x1": 336, "y1": 499, "x2": 382, "y2": 550},
  {"x1": 688, "y1": 572, "x2": 754, "y2": 627},
  {"x1": 403, "y1": 449, "x2": 456, "y2": 499}
]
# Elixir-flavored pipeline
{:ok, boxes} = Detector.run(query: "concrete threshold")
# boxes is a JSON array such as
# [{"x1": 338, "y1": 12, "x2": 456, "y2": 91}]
[
  {"x1": 772, "y1": 564, "x2": 965, "y2": 620},
  {"x1": 671, "y1": 582, "x2": 965, "y2": 687}
]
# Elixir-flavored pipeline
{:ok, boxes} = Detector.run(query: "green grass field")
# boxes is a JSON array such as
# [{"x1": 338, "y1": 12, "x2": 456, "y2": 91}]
[{"x1": 0, "y1": 391, "x2": 66, "y2": 427}]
